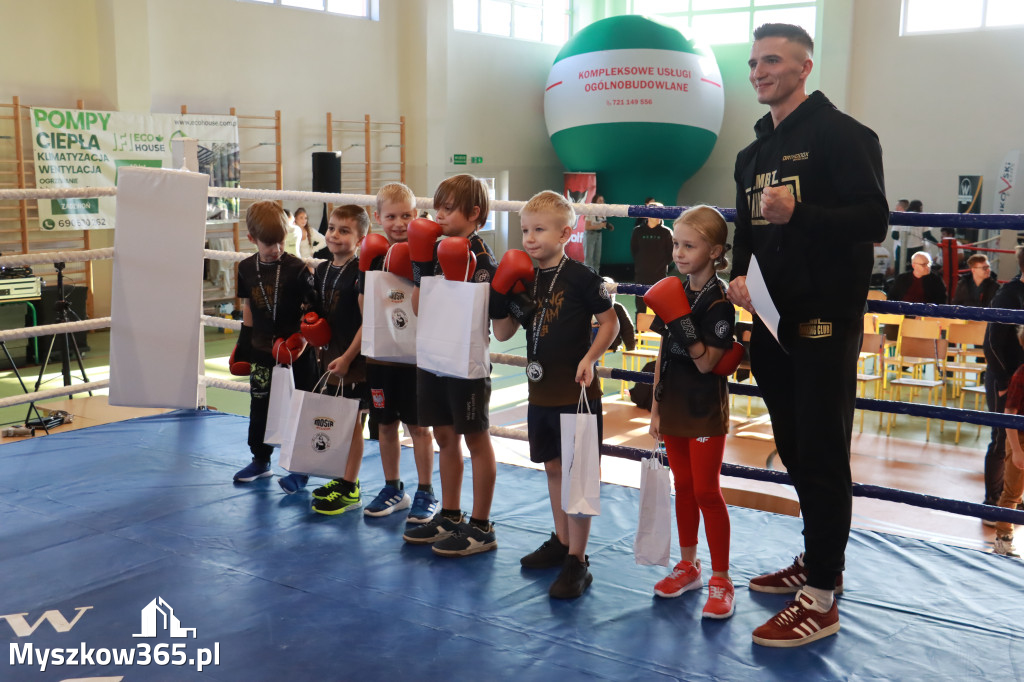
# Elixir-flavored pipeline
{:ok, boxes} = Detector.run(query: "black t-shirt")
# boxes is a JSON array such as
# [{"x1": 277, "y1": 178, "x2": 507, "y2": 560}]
[
  {"x1": 313, "y1": 257, "x2": 364, "y2": 382},
  {"x1": 237, "y1": 252, "x2": 313, "y2": 359},
  {"x1": 630, "y1": 224, "x2": 674, "y2": 284},
  {"x1": 652, "y1": 275, "x2": 734, "y2": 437},
  {"x1": 525, "y1": 257, "x2": 612, "y2": 407}
]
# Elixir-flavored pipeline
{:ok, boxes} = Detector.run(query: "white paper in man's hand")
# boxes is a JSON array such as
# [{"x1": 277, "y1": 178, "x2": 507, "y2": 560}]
[{"x1": 746, "y1": 255, "x2": 785, "y2": 351}]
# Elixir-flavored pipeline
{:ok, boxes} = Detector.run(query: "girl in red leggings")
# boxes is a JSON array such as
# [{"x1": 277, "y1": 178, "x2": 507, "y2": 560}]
[{"x1": 647, "y1": 205, "x2": 736, "y2": 619}]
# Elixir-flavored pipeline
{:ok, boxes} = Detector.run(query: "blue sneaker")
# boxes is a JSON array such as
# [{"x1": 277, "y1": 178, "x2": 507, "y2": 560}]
[
  {"x1": 364, "y1": 484, "x2": 412, "y2": 517},
  {"x1": 278, "y1": 473, "x2": 309, "y2": 494},
  {"x1": 407, "y1": 490, "x2": 440, "y2": 524},
  {"x1": 234, "y1": 459, "x2": 272, "y2": 483}
]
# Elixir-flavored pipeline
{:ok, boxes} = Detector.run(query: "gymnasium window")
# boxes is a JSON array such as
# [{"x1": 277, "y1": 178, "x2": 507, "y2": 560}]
[
  {"x1": 901, "y1": 0, "x2": 1024, "y2": 35},
  {"x1": 239, "y1": 0, "x2": 380, "y2": 20},
  {"x1": 453, "y1": 0, "x2": 572, "y2": 45},
  {"x1": 626, "y1": 0, "x2": 817, "y2": 45}
]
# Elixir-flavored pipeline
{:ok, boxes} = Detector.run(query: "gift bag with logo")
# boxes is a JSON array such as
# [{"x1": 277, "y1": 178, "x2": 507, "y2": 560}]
[
  {"x1": 634, "y1": 447, "x2": 672, "y2": 566},
  {"x1": 560, "y1": 387, "x2": 601, "y2": 516},
  {"x1": 416, "y1": 275, "x2": 490, "y2": 380},
  {"x1": 279, "y1": 375, "x2": 360, "y2": 478},
  {"x1": 361, "y1": 267, "x2": 417, "y2": 364},
  {"x1": 262, "y1": 364, "x2": 295, "y2": 446}
]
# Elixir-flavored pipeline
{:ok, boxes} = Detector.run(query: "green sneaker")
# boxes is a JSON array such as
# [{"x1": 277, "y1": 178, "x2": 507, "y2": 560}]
[
  {"x1": 312, "y1": 480, "x2": 361, "y2": 515},
  {"x1": 312, "y1": 478, "x2": 344, "y2": 500}
]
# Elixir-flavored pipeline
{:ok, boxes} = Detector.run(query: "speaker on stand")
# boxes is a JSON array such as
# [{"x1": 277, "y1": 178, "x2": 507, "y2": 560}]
[{"x1": 311, "y1": 151, "x2": 342, "y2": 261}]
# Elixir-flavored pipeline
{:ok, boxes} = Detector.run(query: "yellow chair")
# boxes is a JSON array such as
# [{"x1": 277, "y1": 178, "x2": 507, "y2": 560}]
[
  {"x1": 886, "y1": 336, "x2": 948, "y2": 440},
  {"x1": 857, "y1": 332, "x2": 885, "y2": 433},
  {"x1": 945, "y1": 320, "x2": 987, "y2": 399},
  {"x1": 621, "y1": 314, "x2": 659, "y2": 398},
  {"x1": 867, "y1": 289, "x2": 887, "y2": 301},
  {"x1": 956, "y1": 384, "x2": 987, "y2": 443},
  {"x1": 886, "y1": 318, "x2": 943, "y2": 387}
]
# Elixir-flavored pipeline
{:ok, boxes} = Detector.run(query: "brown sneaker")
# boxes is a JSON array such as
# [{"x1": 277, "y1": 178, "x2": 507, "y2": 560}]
[
  {"x1": 752, "y1": 590, "x2": 840, "y2": 648},
  {"x1": 748, "y1": 553, "x2": 843, "y2": 595}
]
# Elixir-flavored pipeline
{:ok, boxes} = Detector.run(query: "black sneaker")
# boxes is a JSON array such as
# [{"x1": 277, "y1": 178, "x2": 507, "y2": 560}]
[
  {"x1": 311, "y1": 480, "x2": 361, "y2": 516},
  {"x1": 432, "y1": 521, "x2": 498, "y2": 557},
  {"x1": 312, "y1": 478, "x2": 345, "y2": 500},
  {"x1": 549, "y1": 554, "x2": 593, "y2": 599},
  {"x1": 402, "y1": 512, "x2": 465, "y2": 545},
  {"x1": 521, "y1": 532, "x2": 569, "y2": 569}
]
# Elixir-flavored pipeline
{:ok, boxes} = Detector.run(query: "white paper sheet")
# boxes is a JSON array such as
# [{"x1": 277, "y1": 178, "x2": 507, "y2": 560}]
[{"x1": 746, "y1": 255, "x2": 785, "y2": 350}]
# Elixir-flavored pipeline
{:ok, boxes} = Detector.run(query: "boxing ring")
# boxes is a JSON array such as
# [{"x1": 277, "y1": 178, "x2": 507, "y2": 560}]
[{"x1": 1, "y1": 176, "x2": 1024, "y2": 680}]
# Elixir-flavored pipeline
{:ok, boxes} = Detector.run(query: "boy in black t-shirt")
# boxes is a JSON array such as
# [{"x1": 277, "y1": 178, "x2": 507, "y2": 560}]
[
  {"x1": 231, "y1": 201, "x2": 317, "y2": 483},
  {"x1": 280, "y1": 205, "x2": 370, "y2": 515},
  {"x1": 402, "y1": 174, "x2": 500, "y2": 556},
  {"x1": 630, "y1": 202, "x2": 674, "y2": 315},
  {"x1": 493, "y1": 190, "x2": 619, "y2": 598}
]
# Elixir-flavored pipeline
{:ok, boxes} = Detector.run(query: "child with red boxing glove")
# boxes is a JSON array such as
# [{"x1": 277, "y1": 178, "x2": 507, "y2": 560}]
[
  {"x1": 492, "y1": 190, "x2": 619, "y2": 599},
  {"x1": 644, "y1": 205, "x2": 741, "y2": 619},
  {"x1": 402, "y1": 174, "x2": 501, "y2": 556},
  {"x1": 232, "y1": 201, "x2": 318, "y2": 484},
  {"x1": 278, "y1": 206, "x2": 371, "y2": 513}
]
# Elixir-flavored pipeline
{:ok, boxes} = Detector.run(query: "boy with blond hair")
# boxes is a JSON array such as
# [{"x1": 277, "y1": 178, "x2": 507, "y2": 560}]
[
  {"x1": 492, "y1": 190, "x2": 618, "y2": 597},
  {"x1": 352, "y1": 183, "x2": 439, "y2": 522},
  {"x1": 231, "y1": 201, "x2": 317, "y2": 483},
  {"x1": 402, "y1": 174, "x2": 501, "y2": 555}
]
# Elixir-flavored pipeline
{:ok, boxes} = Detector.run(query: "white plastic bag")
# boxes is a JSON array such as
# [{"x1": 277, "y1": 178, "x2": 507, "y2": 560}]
[
  {"x1": 416, "y1": 276, "x2": 490, "y2": 379},
  {"x1": 279, "y1": 375, "x2": 360, "y2": 478},
  {"x1": 361, "y1": 269, "x2": 417, "y2": 364},
  {"x1": 560, "y1": 387, "x2": 601, "y2": 516},
  {"x1": 262, "y1": 364, "x2": 295, "y2": 446},
  {"x1": 634, "y1": 447, "x2": 672, "y2": 566}
]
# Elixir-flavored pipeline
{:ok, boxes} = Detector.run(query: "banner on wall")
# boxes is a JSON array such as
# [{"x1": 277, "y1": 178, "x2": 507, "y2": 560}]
[
  {"x1": 30, "y1": 108, "x2": 240, "y2": 230},
  {"x1": 993, "y1": 150, "x2": 1020, "y2": 214},
  {"x1": 563, "y1": 171, "x2": 597, "y2": 262},
  {"x1": 956, "y1": 175, "x2": 983, "y2": 214}
]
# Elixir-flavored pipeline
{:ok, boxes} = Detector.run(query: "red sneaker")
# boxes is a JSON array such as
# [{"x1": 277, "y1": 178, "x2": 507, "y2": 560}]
[
  {"x1": 654, "y1": 559, "x2": 702, "y2": 598},
  {"x1": 702, "y1": 576, "x2": 735, "y2": 619},
  {"x1": 748, "y1": 553, "x2": 843, "y2": 595},
  {"x1": 752, "y1": 590, "x2": 840, "y2": 648}
]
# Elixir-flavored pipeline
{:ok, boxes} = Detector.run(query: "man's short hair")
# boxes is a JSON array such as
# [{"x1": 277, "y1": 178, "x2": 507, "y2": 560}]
[
  {"x1": 967, "y1": 254, "x2": 989, "y2": 268},
  {"x1": 913, "y1": 251, "x2": 932, "y2": 266},
  {"x1": 246, "y1": 201, "x2": 288, "y2": 244},
  {"x1": 753, "y1": 23, "x2": 814, "y2": 55},
  {"x1": 376, "y1": 182, "x2": 416, "y2": 215},
  {"x1": 330, "y1": 205, "x2": 370, "y2": 238},
  {"x1": 521, "y1": 190, "x2": 575, "y2": 227},
  {"x1": 434, "y1": 174, "x2": 490, "y2": 228}
]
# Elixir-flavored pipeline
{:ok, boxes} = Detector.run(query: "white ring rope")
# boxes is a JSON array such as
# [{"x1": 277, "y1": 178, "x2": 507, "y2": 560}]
[
  {"x1": 0, "y1": 188, "x2": 117, "y2": 201},
  {"x1": 0, "y1": 248, "x2": 113, "y2": 268},
  {"x1": 0, "y1": 317, "x2": 111, "y2": 343},
  {"x1": 201, "y1": 376, "x2": 250, "y2": 392},
  {"x1": 201, "y1": 315, "x2": 241, "y2": 331},
  {"x1": 0, "y1": 380, "x2": 109, "y2": 410}
]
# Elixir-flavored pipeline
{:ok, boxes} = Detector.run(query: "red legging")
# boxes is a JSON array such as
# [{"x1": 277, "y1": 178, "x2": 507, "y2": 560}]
[{"x1": 661, "y1": 434, "x2": 730, "y2": 573}]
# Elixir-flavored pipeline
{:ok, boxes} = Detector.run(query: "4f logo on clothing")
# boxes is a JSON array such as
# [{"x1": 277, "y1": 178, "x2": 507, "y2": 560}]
[{"x1": 134, "y1": 597, "x2": 196, "y2": 638}]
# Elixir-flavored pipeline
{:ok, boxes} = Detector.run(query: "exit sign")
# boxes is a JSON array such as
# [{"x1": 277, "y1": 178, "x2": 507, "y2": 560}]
[
  {"x1": 452, "y1": 154, "x2": 467, "y2": 165},
  {"x1": 470, "y1": 156, "x2": 483, "y2": 164}
]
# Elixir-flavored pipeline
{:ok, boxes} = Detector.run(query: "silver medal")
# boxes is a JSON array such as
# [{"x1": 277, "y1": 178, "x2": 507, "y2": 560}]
[{"x1": 526, "y1": 361, "x2": 544, "y2": 382}]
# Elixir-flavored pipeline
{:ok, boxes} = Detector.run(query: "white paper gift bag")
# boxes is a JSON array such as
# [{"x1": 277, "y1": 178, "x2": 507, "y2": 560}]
[
  {"x1": 560, "y1": 388, "x2": 601, "y2": 517},
  {"x1": 279, "y1": 375, "x2": 360, "y2": 478},
  {"x1": 416, "y1": 276, "x2": 490, "y2": 379},
  {"x1": 633, "y1": 447, "x2": 672, "y2": 566},
  {"x1": 262, "y1": 364, "x2": 295, "y2": 447},
  {"x1": 361, "y1": 269, "x2": 417, "y2": 364}
]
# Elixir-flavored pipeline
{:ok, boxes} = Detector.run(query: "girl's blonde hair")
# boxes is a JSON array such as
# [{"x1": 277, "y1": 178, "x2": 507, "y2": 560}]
[{"x1": 673, "y1": 204, "x2": 730, "y2": 272}]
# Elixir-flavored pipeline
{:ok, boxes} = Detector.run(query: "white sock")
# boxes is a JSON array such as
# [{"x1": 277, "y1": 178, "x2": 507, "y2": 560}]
[{"x1": 800, "y1": 585, "x2": 834, "y2": 612}]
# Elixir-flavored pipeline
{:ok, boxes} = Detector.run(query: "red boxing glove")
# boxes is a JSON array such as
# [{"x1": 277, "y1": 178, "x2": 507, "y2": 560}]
[
  {"x1": 272, "y1": 333, "x2": 307, "y2": 365},
  {"x1": 384, "y1": 242, "x2": 415, "y2": 281},
  {"x1": 492, "y1": 249, "x2": 534, "y2": 295},
  {"x1": 300, "y1": 311, "x2": 331, "y2": 348},
  {"x1": 229, "y1": 346, "x2": 251, "y2": 376},
  {"x1": 712, "y1": 341, "x2": 745, "y2": 376},
  {"x1": 408, "y1": 218, "x2": 443, "y2": 285},
  {"x1": 437, "y1": 237, "x2": 477, "y2": 282},
  {"x1": 359, "y1": 233, "x2": 391, "y2": 272},
  {"x1": 644, "y1": 277, "x2": 700, "y2": 348}
]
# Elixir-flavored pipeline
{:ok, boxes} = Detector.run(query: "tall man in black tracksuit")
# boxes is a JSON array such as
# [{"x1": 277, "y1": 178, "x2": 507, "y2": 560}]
[{"x1": 727, "y1": 24, "x2": 888, "y2": 648}]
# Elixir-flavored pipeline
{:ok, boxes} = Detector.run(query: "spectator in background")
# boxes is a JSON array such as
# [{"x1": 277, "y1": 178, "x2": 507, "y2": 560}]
[
  {"x1": 889, "y1": 251, "x2": 946, "y2": 304},
  {"x1": 953, "y1": 254, "x2": 998, "y2": 307},
  {"x1": 871, "y1": 241, "x2": 892, "y2": 288},
  {"x1": 630, "y1": 201, "x2": 673, "y2": 316},
  {"x1": 295, "y1": 207, "x2": 327, "y2": 261},
  {"x1": 935, "y1": 227, "x2": 968, "y2": 272},
  {"x1": 583, "y1": 194, "x2": 611, "y2": 273},
  {"x1": 634, "y1": 196, "x2": 657, "y2": 228},
  {"x1": 903, "y1": 199, "x2": 939, "y2": 268},
  {"x1": 891, "y1": 198, "x2": 909, "y2": 268}
]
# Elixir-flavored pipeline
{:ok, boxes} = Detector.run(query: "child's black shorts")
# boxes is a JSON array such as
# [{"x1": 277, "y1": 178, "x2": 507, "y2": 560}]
[
  {"x1": 366, "y1": 361, "x2": 418, "y2": 425},
  {"x1": 527, "y1": 399, "x2": 604, "y2": 464},
  {"x1": 416, "y1": 368, "x2": 490, "y2": 434}
]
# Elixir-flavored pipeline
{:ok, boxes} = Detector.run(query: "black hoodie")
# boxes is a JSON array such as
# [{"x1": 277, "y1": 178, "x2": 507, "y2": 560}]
[{"x1": 731, "y1": 91, "x2": 888, "y2": 320}]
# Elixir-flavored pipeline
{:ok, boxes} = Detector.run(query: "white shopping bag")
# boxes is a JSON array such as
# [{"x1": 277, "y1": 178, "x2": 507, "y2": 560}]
[
  {"x1": 416, "y1": 276, "x2": 490, "y2": 379},
  {"x1": 262, "y1": 364, "x2": 295, "y2": 446},
  {"x1": 634, "y1": 447, "x2": 672, "y2": 566},
  {"x1": 361, "y1": 269, "x2": 417, "y2": 363},
  {"x1": 279, "y1": 375, "x2": 361, "y2": 478},
  {"x1": 560, "y1": 388, "x2": 601, "y2": 516}
]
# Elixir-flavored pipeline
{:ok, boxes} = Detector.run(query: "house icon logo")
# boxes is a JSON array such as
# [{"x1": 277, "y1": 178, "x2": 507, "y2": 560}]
[{"x1": 132, "y1": 597, "x2": 196, "y2": 638}]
